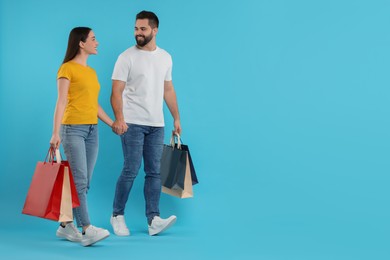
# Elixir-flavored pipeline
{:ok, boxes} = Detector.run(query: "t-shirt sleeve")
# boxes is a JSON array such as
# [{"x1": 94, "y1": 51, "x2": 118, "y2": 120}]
[
  {"x1": 112, "y1": 55, "x2": 130, "y2": 82},
  {"x1": 165, "y1": 55, "x2": 173, "y2": 81},
  {"x1": 57, "y1": 63, "x2": 72, "y2": 80}
]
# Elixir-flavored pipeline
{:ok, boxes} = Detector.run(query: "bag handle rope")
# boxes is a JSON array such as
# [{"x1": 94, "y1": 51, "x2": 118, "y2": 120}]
[{"x1": 169, "y1": 133, "x2": 182, "y2": 149}]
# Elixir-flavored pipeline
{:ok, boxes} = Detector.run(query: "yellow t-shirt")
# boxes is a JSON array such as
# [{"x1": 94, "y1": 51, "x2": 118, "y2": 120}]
[{"x1": 57, "y1": 61, "x2": 100, "y2": 124}]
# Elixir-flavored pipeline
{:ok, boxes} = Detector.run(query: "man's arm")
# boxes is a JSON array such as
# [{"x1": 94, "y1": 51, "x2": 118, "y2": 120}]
[
  {"x1": 111, "y1": 80, "x2": 128, "y2": 135},
  {"x1": 164, "y1": 80, "x2": 181, "y2": 135}
]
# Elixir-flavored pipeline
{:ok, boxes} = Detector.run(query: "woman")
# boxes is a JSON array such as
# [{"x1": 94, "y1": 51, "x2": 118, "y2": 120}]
[{"x1": 50, "y1": 27, "x2": 112, "y2": 246}]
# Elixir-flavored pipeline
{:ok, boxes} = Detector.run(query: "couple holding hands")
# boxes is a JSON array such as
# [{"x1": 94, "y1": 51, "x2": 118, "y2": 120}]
[{"x1": 50, "y1": 11, "x2": 181, "y2": 246}]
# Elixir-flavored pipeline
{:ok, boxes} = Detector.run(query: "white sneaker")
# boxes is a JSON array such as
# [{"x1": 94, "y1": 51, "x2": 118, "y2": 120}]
[
  {"x1": 81, "y1": 225, "x2": 110, "y2": 247},
  {"x1": 110, "y1": 215, "x2": 130, "y2": 236},
  {"x1": 148, "y1": 215, "x2": 177, "y2": 236},
  {"x1": 56, "y1": 222, "x2": 82, "y2": 242}
]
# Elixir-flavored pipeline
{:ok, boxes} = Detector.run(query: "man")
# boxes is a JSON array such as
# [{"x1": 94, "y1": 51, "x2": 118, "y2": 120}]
[{"x1": 110, "y1": 10, "x2": 181, "y2": 236}]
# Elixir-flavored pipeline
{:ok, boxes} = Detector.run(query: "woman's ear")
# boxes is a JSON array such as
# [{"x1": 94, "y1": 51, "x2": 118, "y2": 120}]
[{"x1": 79, "y1": 41, "x2": 85, "y2": 49}]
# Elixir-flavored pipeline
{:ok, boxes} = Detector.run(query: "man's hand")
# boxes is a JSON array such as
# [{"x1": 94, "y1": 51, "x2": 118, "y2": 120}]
[
  {"x1": 173, "y1": 119, "x2": 182, "y2": 136},
  {"x1": 112, "y1": 119, "x2": 128, "y2": 135}
]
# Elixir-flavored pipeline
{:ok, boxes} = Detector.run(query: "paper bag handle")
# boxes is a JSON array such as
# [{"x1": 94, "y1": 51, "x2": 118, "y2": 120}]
[
  {"x1": 46, "y1": 147, "x2": 63, "y2": 164},
  {"x1": 170, "y1": 133, "x2": 182, "y2": 149},
  {"x1": 55, "y1": 149, "x2": 62, "y2": 163}
]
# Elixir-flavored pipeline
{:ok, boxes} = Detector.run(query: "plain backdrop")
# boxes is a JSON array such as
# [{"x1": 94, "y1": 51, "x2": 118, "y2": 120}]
[{"x1": 0, "y1": 0, "x2": 389, "y2": 259}]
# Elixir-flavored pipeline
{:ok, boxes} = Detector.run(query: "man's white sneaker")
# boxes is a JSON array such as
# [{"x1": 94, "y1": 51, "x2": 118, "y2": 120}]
[
  {"x1": 81, "y1": 225, "x2": 110, "y2": 247},
  {"x1": 148, "y1": 215, "x2": 177, "y2": 236},
  {"x1": 110, "y1": 215, "x2": 130, "y2": 236},
  {"x1": 56, "y1": 222, "x2": 82, "y2": 242}
]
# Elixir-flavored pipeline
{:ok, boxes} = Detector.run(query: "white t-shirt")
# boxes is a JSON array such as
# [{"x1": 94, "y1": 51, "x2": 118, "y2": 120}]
[{"x1": 112, "y1": 46, "x2": 172, "y2": 126}]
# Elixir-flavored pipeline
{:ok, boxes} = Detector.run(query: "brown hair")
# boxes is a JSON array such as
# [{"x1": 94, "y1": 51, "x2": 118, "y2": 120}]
[{"x1": 62, "y1": 27, "x2": 92, "y2": 64}]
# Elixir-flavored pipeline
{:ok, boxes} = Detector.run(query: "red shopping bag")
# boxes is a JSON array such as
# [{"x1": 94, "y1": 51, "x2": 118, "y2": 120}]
[{"x1": 22, "y1": 148, "x2": 80, "y2": 221}]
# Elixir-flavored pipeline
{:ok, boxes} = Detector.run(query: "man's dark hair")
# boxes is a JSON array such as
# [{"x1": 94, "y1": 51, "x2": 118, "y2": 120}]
[{"x1": 136, "y1": 10, "x2": 159, "y2": 28}]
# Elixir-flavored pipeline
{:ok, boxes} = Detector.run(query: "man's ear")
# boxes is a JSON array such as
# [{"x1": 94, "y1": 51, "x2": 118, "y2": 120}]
[{"x1": 152, "y1": 27, "x2": 158, "y2": 36}]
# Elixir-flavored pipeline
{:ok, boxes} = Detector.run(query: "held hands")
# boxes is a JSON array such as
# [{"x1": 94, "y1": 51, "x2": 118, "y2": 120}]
[
  {"x1": 112, "y1": 119, "x2": 179, "y2": 136},
  {"x1": 112, "y1": 119, "x2": 128, "y2": 135}
]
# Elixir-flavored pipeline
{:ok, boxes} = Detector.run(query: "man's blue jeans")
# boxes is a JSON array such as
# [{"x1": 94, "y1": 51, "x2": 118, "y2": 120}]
[
  {"x1": 61, "y1": 124, "x2": 99, "y2": 227},
  {"x1": 113, "y1": 124, "x2": 164, "y2": 224}
]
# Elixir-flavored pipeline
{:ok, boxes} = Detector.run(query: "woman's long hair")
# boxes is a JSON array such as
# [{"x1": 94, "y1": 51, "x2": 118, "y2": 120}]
[{"x1": 62, "y1": 27, "x2": 92, "y2": 64}]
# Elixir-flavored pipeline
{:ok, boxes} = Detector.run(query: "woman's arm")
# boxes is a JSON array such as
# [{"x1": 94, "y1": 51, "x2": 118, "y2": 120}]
[
  {"x1": 98, "y1": 104, "x2": 114, "y2": 127},
  {"x1": 49, "y1": 78, "x2": 70, "y2": 149}
]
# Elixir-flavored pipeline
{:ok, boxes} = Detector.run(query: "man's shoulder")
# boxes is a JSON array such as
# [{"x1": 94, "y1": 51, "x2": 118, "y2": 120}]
[
  {"x1": 156, "y1": 47, "x2": 172, "y2": 64},
  {"x1": 119, "y1": 46, "x2": 137, "y2": 57},
  {"x1": 156, "y1": 47, "x2": 171, "y2": 57}
]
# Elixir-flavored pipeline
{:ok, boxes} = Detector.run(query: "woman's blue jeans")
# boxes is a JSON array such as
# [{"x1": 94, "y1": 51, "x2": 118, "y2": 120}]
[
  {"x1": 60, "y1": 124, "x2": 99, "y2": 227},
  {"x1": 113, "y1": 124, "x2": 164, "y2": 224}
]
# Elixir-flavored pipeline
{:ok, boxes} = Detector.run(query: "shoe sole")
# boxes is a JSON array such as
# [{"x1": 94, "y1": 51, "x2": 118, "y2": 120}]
[
  {"x1": 113, "y1": 230, "x2": 130, "y2": 236},
  {"x1": 81, "y1": 232, "x2": 110, "y2": 247},
  {"x1": 56, "y1": 230, "x2": 82, "y2": 242},
  {"x1": 149, "y1": 217, "x2": 177, "y2": 236}
]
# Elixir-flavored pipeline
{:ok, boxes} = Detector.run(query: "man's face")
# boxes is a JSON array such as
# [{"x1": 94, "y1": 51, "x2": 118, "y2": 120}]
[{"x1": 134, "y1": 19, "x2": 155, "y2": 47}]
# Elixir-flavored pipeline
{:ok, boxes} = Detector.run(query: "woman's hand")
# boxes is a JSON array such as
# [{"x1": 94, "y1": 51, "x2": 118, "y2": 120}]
[{"x1": 50, "y1": 134, "x2": 61, "y2": 150}]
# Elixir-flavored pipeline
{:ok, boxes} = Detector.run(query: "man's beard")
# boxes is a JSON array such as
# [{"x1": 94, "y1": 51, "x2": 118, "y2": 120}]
[{"x1": 135, "y1": 34, "x2": 153, "y2": 47}]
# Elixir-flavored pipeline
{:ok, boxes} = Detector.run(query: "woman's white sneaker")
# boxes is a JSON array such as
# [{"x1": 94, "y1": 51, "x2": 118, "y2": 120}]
[
  {"x1": 81, "y1": 225, "x2": 110, "y2": 246},
  {"x1": 56, "y1": 223, "x2": 82, "y2": 242}
]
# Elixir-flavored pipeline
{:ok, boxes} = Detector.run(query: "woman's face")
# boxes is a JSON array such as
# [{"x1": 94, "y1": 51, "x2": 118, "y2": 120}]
[{"x1": 81, "y1": 30, "x2": 98, "y2": 55}]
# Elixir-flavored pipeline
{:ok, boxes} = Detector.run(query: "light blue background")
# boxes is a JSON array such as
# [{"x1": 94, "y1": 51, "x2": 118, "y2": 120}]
[{"x1": 0, "y1": 0, "x2": 389, "y2": 259}]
